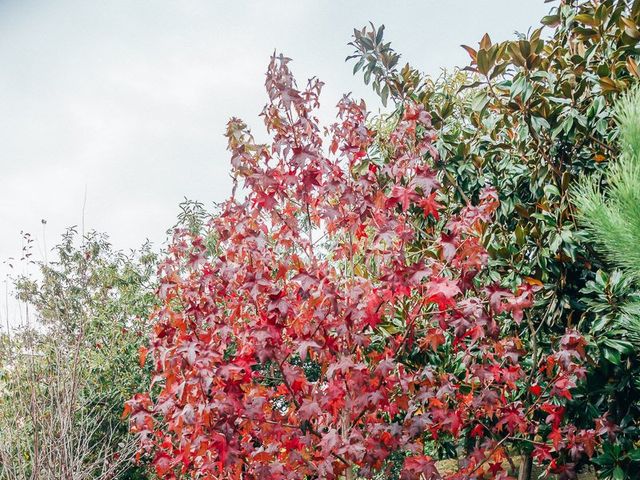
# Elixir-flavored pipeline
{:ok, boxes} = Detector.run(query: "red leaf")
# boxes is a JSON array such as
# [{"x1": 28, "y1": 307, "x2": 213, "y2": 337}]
[
  {"x1": 425, "y1": 277, "x2": 460, "y2": 309},
  {"x1": 529, "y1": 384, "x2": 543, "y2": 396}
]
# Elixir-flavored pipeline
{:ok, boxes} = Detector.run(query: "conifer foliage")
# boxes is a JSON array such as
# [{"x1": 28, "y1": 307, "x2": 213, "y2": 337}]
[{"x1": 574, "y1": 87, "x2": 640, "y2": 282}]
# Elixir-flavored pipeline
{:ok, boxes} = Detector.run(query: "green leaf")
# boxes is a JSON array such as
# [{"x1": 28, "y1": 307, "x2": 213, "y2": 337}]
[
  {"x1": 602, "y1": 347, "x2": 622, "y2": 365},
  {"x1": 381, "y1": 84, "x2": 390, "y2": 107},
  {"x1": 352, "y1": 57, "x2": 365, "y2": 75},
  {"x1": 531, "y1": 115, "x2": 550, "y2": 132},
  {"x1": 471, "y1": 91, "x2": 490, "y2": 113},
  {"x1": 541, "y1": 14, "x2": 560, "y2": 27},
  {"x1": 476, "y1": 49, "x2": 492, "y2": 76},
  {"x1": 602, "y1": 338, "x2": 634, "y2": 355},
  {"x1": 592, "y1": 452, "x2": 614, "y2": 467},
  {"x1": 575, "y1": 13, "x2": 598, "y2": 26},
  {"x1": 543, "y1": 184, "x2": 560, "y2": 198},
  {"x1": 515, "y1": 225, "x2": 526, "y2": 246},
  {"x1": 628, "y1": 449, "x2": 640, "y2": 461},
  {"x1": 375, "y1": 24, "x2": 385, "y2": 45},
  {"x1": 613, "y1": 465, "x2": 625, "y2": 480},
  {"x1": 363, "y1": 68, "x2": 372, "y2": 85}
]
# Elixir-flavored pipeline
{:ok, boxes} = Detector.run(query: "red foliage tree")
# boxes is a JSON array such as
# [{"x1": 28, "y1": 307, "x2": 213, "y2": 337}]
[{"x1": 126, "y1": 54, "x2": 599, "y2": 479}]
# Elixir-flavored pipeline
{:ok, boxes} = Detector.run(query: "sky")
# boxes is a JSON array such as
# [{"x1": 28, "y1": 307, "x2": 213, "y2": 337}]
[{"x1": 0, "y1": 0, "x2": 552, "y2": 324}]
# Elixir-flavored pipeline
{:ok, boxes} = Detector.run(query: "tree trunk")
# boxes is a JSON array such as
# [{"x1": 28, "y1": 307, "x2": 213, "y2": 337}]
[
  {"x1": 517, "y1": 454, "x2": 532, "y2": 480},
  {"x1": 341, "y1": 411, "x2": 353, "y2": 480}
]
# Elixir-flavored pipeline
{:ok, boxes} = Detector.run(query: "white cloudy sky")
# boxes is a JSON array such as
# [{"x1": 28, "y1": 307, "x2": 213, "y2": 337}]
[{"x1": 0, "y1": 0, "x2": 551, "y2": 322}]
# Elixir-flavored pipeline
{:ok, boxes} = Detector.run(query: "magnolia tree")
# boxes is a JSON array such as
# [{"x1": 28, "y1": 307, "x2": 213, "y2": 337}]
[{"x1": 127, "y1": 55, "x2": 600, "y2": 479}]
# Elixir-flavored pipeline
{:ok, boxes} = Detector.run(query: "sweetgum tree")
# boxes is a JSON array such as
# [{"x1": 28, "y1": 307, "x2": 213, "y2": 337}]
[{"x1": 127, "y1": 53, "x2": 602, "y2": 479}]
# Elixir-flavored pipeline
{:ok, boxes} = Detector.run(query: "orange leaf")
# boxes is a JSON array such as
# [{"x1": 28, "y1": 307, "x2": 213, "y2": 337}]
[
  {"x1": 139, "y1": 346, "x2": 149, "y2": 368},
  {"x1": 523, "y1": 276, "x2": 543, "y2": 287}
]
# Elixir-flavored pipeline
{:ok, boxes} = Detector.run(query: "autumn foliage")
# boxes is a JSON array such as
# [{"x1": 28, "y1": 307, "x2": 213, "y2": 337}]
[{"x1": 126, "y1": 54, "x2": 603, "y2": 479}]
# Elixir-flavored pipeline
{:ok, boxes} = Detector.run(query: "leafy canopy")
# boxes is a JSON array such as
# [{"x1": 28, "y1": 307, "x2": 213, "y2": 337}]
[{"x1": 128, "y1": 53, "x2": 594, "y2": 479}]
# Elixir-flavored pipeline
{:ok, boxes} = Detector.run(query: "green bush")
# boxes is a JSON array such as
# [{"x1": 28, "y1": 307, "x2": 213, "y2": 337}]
[{"x1": 0, "y1": 230, "x2": 156, "y2": 480}]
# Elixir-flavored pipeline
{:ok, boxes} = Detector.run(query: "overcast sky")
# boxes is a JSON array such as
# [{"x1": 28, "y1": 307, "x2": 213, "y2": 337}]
[{"x1": 0, "y1": 0, "x2": 551, "y2": 322}]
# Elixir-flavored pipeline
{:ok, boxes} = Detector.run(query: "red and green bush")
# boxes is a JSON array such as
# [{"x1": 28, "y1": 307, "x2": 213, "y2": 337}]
[
  {"x1": 128, "y1": 57, "x2": 597, "y2": 480},
  {"x1": 128, "y1": 1, "x2": 640, "y2": 479}
]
